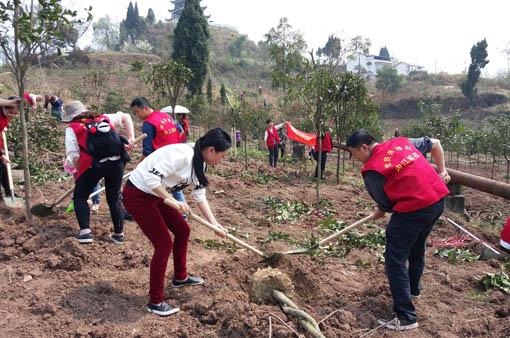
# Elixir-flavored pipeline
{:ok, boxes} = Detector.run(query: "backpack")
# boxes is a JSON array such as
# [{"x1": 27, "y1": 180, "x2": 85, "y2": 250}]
[{"x1": 83, "y1": 117, "x2": 130, "y2": 166}]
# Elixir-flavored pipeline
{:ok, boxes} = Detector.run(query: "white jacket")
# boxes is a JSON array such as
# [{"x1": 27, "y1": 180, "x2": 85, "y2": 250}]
[{"x1": 129, "y1": 143, "x2": 206, "y2": 202}]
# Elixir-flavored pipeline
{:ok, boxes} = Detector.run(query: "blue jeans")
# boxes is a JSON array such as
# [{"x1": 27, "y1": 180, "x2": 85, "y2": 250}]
[
  {"x1": 385, "y1": 199, "x2": 444, "y2": 323},
  {"x1": 91, "y1": 183, "x2": 101, "y2": 205},
  {"x1": 172, "y1": 190, "x2": 185, "y2": 202}
]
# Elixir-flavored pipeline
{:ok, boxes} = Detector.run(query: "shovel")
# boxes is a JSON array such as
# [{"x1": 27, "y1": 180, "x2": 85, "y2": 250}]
[
  {"x1": 31, "y1": 133, "x2": 147, "y2": 217},
  {"x1": 1, "y1": 131, "x2": 21, "y2": 208},
  {"x1": 31, "y1": 171, "x2": 133, "y2": 217},
  {"x1": 163, "y1": 198, "x2": 267, "y2": 258},
  {"x1": 282, "y1": 213, "x2": 377, "y2": 255}
]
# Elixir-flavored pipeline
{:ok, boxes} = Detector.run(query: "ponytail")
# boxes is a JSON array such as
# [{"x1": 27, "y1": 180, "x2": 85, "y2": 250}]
[{"x1": 193, "y1": 128, "x2": 232, "y2": 187}]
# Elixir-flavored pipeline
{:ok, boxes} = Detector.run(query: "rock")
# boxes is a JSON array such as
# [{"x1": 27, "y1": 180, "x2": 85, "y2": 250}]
[
  {"x1": 42, "y1": 313, "x2": 52, "y2": 320},
  {"x1": 487, "y1": 259, "x2": 500, "y2": 269},
  {"x1": 45, "y1": 254, "x2": 61, "y2": 269},
  {"x1": 23, "y1": 275, "x2": 33, "y2": 282},
  {"x1": 58, "y1": 255, "x2": 83, "y2": 271},
  {"x1": 31, "y1": 302, "x2": 56, "y2": 315},
  {"x1": 335, "y1": 309, "x2": 357, "y2": 326},
  {"x1": 495, "y1": 305, "x2": 510, "y2": 318}
]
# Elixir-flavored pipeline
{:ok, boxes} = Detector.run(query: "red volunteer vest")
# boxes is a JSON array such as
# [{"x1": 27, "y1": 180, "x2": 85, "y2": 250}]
[
  {"x1": 144, "y1": 111, "x2": 180, "y2": 150},
  {"x1": 0, "y1": 113, "x2": 9, "y2": 150},
  {"x1": 315, "y1": 132, "x2": 332, "y2": 153},
  {"x1": 361, "y1": 137, "x2": 449, "y2": 213},
  {"x1": 501, "y1": 217, "x2": 510, "y2": 249},
  {"x1": 266, "y1": 127, "x2": 280, "y2": 148},
  {"x1": 23, "y1": 92, "x2": 34, "y2": 106},
  {"x1": 69, "y1": 115, "x2": 114, "y2": 180}
]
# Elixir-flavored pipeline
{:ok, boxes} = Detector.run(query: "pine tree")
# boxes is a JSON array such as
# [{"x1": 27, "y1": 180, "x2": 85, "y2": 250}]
[
  {"x1": 220, "y1": 83, "x2": 227, "y2": 105},
  {"x1": 206, "y1": 77, "x2": 213, "y2": 104},
  {"x1": 172, "y1": 0, "x2": 209, "y2": 95},
  {"x1": 147, "y1": 8, "x2": 156, "y2": 25},
  {"x1": 379, "y1": 46, "x2": 390, "y2": 60}
]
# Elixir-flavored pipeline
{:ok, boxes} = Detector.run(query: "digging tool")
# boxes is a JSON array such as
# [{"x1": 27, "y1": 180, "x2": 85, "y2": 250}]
[
  {"x1": 30, "y1": 133, "x2": 147, "y2": 217},
  {"x1": 282, "y1": 213, "x2": 377, "y2": 255},
  {"x1": 163, "y1": 198, "x2": 267, "y2": 258},
  {"x1": 446, "y1": 218, "x2": 501, "y2": 256},
  {"x1": 1, "y1": 131, "x2": 20, "y2": 208}
]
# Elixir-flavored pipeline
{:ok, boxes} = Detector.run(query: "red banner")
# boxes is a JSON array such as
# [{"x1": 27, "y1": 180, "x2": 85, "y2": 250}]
[{"x1": 286, "y1": 123, "x2": 316, "y2": 146}]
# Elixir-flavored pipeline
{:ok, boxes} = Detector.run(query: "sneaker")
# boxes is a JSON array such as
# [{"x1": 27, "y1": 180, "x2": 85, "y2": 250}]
[
  {"x1": 91, "y1": 204, "x2": 99, "y2": 213},
  {"x1": 146, "y1": 301, "x2": 180, "y2": 317},
  {"x1": 110, "y1": 233, "x2": 124, "y2": 244},
  {"x1": 75, "y1": 232, "x2": 93, "y2": 244},
  {"x1": 171, "y1": 275, "x2": 204, "y2": 288},
  {"x1": 411, "y1": 294, "x2": 421, "y2": 299},
  {"x1": 378, "y1": 317, "x2": 419, "y2": 331}
]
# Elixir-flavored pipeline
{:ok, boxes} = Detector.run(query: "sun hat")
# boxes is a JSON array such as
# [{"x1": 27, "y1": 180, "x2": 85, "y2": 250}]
[{"x1": 62, "y1": 101, "x2": 89, "y2": 122}]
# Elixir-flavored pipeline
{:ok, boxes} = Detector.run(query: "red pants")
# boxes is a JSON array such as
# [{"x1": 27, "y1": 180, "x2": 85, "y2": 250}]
[{"x1": 123, "y1": 184, "x2": 190, "y2": 304}]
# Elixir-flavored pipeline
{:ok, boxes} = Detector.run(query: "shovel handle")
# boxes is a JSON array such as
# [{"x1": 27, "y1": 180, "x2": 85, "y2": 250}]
[
  {"x1": 163, "y1": 198, "x2": 266, "y2": 258},
  {"x1": 88, "y1": 171, "x2": 132, "y2": 199},
  {"x1": 133, "y1": 133, "x2": 147, "y2": 144},
  {"x1": 318, "y1": 213, "x2": 377, "y2": 247}
]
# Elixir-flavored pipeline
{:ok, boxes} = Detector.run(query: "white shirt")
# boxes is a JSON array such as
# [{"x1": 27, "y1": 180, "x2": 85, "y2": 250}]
[
  {"x1": 65, "y1": 112, "x2": 126, "y2": 163},
  {"x1": 129, "y1": 143, "x2": 207, "y2": 203}
]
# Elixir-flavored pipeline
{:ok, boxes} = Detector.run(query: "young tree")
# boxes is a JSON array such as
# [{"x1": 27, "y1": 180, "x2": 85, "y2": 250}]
[
  {"x1": 0, "y1": 0, "x2": 91, "y2": 217},
  {"x1": 220, "y1": 83, "x2": 227, "y2": 105},
  {"x1": 206, "y1": 77, "x2": 213, "y2": 104},
  {"x1": 172, "y1": 0, "x2": 209, "y2": 95},
  {"x1": 264, "y1": 17, "x2": 306, "y2": 91},
  {"x1": 460, "y1": 38, "x2": 489, "y2": 105},
  {"x1": 228, "y1": 34, "x2": 247, "y2": 60},
  {"x1": 145, "y1": 60, "x2": 193, "y2": 115},
  {"x1": 376, "y1": 66, "x2": 402, "y2": 104},
  {"x1": 318, "y1": 34, "x2": 370, "y2": 73},
  {"x1": 147, "y1": 8, "x2": 156, "y2": 25},
  {"x1": 93, "y1": 16, "x2": 120, "y2": 51}
]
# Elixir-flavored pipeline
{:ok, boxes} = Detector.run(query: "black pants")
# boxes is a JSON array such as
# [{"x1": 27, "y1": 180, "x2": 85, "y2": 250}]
[
  {"x1": 314, "y1": 151, "x2": 328, "y2": 178},
  {"x1": 268, "y1": 145, "x2": 278, "y2": 167},
  {"x1": 73, "y1": 160, "x2": 124, "y2": 233},
  {"x1": 385, "y1": 199, "x2": 445, "y2": 323},
  {"x1": 0, "y1": 160, "x2": 12, "y2": 198},
  {"x1": 279, "y1": 142, "x2": 286, "y2": 158}
]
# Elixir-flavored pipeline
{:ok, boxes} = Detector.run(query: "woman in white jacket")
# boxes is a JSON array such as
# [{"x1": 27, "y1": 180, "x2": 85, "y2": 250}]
[{"x1": 122, "y1": 128, "x2": 231, "y2": 316}]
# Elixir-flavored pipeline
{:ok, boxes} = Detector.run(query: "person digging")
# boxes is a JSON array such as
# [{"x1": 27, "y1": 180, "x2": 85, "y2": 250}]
[
  {"x1": 346, "y1": 130, "x2": 450, "y2": 331},
  {"x1": 122, "y1": 128, "x2": 230, "y2": 316}
]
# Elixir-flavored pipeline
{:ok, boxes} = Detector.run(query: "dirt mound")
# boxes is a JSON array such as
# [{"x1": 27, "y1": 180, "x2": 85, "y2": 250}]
[{"x1": 249, "y1": 267, "x2": 294, "y2": 304}]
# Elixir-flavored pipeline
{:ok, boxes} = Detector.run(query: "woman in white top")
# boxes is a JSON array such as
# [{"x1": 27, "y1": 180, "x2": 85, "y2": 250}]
[
  {"x1": 122, "y1": 128, "x2": 231, "y2": 317},
  {"x1": 63, "y1": 101, "x2": 135, "y2": 245}
]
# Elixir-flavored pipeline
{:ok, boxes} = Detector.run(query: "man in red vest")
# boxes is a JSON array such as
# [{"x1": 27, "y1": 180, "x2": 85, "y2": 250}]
[
  {"x1": 346, "y1": 129, "x2": 450, "y2": 331},
  {"x1": 130, "y1": 97, "x2": 186, "y2": 206},
  {"x1": 264, "y1": 119, "x2": 281, "y2": 168},
  {"x1": 313, "y1": 130, "x2": 332, "y2": 179}
]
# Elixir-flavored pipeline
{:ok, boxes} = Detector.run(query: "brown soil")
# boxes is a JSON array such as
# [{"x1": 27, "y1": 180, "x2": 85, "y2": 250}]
[{"x1": 0, "y1": 157, "x2": 509, "y2": 338}]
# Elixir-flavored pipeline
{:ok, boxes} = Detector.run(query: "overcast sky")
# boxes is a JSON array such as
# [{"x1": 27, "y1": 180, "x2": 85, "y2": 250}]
[{"x1": 65, "y1": 0, "x2": 510, "y2": 77}]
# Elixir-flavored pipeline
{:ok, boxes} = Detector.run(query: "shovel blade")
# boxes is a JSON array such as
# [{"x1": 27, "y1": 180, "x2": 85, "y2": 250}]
[
  {"x1": 282, "y1": 243, "x2": 319, "y2": 255},
  {"x1": 30, "y1": 204, "x2": 56, "y2": 217}
]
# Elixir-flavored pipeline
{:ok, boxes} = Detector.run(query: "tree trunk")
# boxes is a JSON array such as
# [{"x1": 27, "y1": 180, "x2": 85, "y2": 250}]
[
  {"x1": 316, "y1": 129, "x2": 322, "y2": 205},
  {"x1": 336, "y1": 135, "x2": 340, "y2": 184},
  {"x1": 506, "y1": 160, "x2": 509, "y2": 184},
  {"x1": 491, "y1": 153, "x2": 496, "y2": 180}
]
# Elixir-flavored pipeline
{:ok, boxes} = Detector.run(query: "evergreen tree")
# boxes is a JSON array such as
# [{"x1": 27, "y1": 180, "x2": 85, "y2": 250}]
[
  {"x1": 460, "y1": 39, "x2": 489, "y2": 105},
  {"x1": 172, "y1": 0, "x2": 210, "y2": 95},
  {"x1": 220, "y1": 83, "x2": 227, "y2": 105},
  {"x1": 206, "y1": 77, "x2": 213, "y2": 104},
  {"x1": 147, "y1": 8, "x2": 156, "y2": 25},
  {"x1": 379, "y1": 46, "x2": 390, "y2": 60}
]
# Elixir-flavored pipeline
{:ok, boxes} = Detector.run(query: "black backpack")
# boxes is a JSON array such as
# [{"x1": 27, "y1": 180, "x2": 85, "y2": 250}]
[{"x1": 82, "y1": 117, "x2": 130, "y2": 166}]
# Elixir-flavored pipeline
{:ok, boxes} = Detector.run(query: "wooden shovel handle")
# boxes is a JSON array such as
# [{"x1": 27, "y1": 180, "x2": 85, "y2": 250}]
[
  {"x1": 133, "y1": 133, "x2": 147, "y2": 144},
  {"x1": 163, "y1": 198, "x2": 266, "y2": 258},
  {"x1": 318, "y1": 213, "x2": 376, "y2": 247}
]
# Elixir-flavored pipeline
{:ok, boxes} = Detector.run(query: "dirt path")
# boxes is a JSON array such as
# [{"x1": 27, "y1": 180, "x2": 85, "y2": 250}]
[{"x1": 0, "y1": 158, "x2": 509, "y2": 337}]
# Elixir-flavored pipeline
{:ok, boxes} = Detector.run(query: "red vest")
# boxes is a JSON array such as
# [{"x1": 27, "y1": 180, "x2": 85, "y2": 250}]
[
  {"x1": 0, "y1": 113, "x2": 9, "y2": 151},
  {"x1": 361, "y1": 137, "x2": 449, "y2": 213},
  {"x1": 315, "y1": 132, "x2": 332, "y2": 153},
  {"x1": 266, "y1": 127, "x2": 280, "y2": 148},
  {"x1": 144, "y1": 111, "x2": 180, "y2": 150},
  {"x1": 69, "y1": 115, "x2": 113, "y2": 180},
  {"x1": 501, "y1": 217, "x2": 510, "y2": 249},
  {"x1": 23, "y1": 92, "x2": 34, "y2": 106}
]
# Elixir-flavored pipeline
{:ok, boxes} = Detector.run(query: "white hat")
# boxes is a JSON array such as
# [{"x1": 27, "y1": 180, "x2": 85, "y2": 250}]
[{"x1": 62, "y1": 101, "x2": 90, "y2": 122}]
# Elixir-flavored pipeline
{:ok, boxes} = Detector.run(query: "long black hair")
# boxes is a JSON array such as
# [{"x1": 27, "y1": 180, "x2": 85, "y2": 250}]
[{"x1": 193, "y1": 128, "x2": 232, "y2": 187}]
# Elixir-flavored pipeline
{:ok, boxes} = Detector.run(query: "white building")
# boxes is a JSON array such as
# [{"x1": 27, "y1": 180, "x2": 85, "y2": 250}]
[{"x1": 346, "y1": 53, "x2": 424, "y2": 78}]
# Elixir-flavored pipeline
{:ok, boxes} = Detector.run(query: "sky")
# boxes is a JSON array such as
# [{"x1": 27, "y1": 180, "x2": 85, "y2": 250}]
[{"x1": 64, "y1": 0, "x2": 510, "y2": 77}]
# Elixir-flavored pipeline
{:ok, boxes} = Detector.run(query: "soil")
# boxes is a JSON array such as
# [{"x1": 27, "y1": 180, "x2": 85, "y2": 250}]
[{"x1": 0, "y1": 157, "x2": 509, "y2": 338}]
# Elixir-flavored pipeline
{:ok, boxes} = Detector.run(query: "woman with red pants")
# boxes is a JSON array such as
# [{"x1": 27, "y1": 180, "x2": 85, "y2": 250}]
[{"x1": 123, "y1": 128, "x2": 231, "y2": 316}]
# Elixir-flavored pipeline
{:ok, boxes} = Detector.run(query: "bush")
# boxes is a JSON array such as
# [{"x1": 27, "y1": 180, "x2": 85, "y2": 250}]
[{"x1": 101, "y1": 90, "x2": 125, "y2": 113}]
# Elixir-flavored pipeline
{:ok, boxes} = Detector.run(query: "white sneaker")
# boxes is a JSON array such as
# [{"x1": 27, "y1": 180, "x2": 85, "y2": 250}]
[
  {"x1": 378, "y1": 317, "x2": 419, "y2": 331},
  {"x1": 91, "y1": 204, "x2": 99, "y2": 213}
]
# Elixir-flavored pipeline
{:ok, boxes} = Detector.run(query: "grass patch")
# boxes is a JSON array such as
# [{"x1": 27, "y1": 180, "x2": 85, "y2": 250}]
[
  {"x1": 434, "y1": 248, "x2": 479, "y2": 264},
  {"x1": 263, "y1": 197, "x2": 313, "y2": 223},
  {"x1": 258, "y1": 231, "x2": 299, "y2": 245}
]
